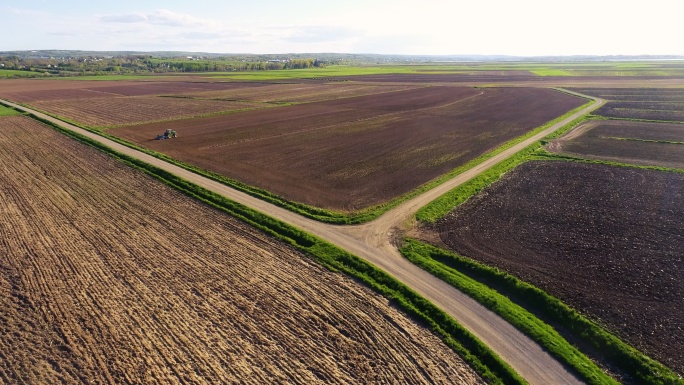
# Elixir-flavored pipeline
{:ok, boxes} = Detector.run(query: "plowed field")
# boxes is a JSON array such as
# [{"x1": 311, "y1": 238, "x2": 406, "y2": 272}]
[
  {"x1": 111, "y1": 87, "x2": 585, "y2": 210},
  {"x1": 183, "y1": 82, "x2": 420, "y2": 103},
  {"x1": 568, "y1": 88, "x2": 684, "y2": 122},
  {"x1": 30, "y1": 96, "x2": 268, "y2": 127},
  {"x1": 435, "y1": 161, "x2": 684, "y2": 375},
  {"x1": 0, "y1": 79, "x2": 266, "y2": 102},
  {"x1": 548, "y1": 119, "x2": 684, "y2": 168},
  {"x1": 0, "y1": 115, "x2": 484, "y2": 385}
]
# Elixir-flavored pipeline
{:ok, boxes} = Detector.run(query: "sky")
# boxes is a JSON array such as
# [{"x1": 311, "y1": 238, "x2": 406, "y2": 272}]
[{"x1": 1, "y1": 0, "x2": 681, "y2": 56}]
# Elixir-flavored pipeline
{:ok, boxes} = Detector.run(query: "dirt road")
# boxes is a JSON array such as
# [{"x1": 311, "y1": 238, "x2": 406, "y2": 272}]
[{"x1": 1, "y1": 91, "x2": 604, "y2": 385}]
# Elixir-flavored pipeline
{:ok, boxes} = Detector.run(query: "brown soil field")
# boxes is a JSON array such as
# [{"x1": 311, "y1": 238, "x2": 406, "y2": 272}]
[
  {"x1": 433, "y1": 161, "x2": 684, "y2": 375},
  {"x1": 568, "y1": 88, "x2": 684, "y2": 122},
  {"x1": 0, "y1": 115, "x2": 484, "y2": 384},
  {"x1": 182, "y1": 82, "x2": 420, "y2": 103},
  {"x1": 0, "y1": 79, "x2": 266, "y2": 102},
  {"x1": 111, "y1": 86, "x2": 585, "y2": 211},
  {"x1": 30, "y1": 96, "x2": 269, "y2": 127},
  {"x1": 548, "y1": 120, "x2": 684, "y2": 168}
]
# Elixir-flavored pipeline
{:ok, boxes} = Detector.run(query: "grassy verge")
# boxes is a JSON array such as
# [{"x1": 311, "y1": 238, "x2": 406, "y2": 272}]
[
  {"x1": 0, "y1": 105, "x2": 22, "y2": 116},
  {"x1": 25, "y1": 111, "x2": 525, "y2": 385},
  {"x1": 400, "y1": 239, "x2": 683, "y2": 385}
]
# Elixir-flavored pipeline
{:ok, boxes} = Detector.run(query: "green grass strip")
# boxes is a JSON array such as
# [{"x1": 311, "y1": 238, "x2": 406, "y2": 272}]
[
  {"x1": 0, "y1": 105, "x2": 22, "y2": 116},
  {"x1": 400, "y1": 239, "x2": 683, "y2": 385},
  {"x1": 24, "y1": 111, "x2": 525, "y2": 385}
]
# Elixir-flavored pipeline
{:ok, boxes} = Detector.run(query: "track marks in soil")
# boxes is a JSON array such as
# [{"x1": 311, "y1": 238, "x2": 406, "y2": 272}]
[
  {"x1": 0, "y1": 116, "x2": 483, "y2": 385},
  {"x1": 436, "y1": 161, "x2": 684, "y2": 375}
]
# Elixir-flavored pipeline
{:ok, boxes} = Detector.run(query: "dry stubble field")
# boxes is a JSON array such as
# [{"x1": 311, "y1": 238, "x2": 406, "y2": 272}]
[
  {"x1": 0, "y1": 115, "x2": 484, "y2": 385},
  {"x1": 434, "y1": 161, "x2": 684, "y2": 375}
]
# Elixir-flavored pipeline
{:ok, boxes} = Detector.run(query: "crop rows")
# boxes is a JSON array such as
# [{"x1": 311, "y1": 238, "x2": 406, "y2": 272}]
[{"x1": 0, "y1": 115, "x2": 483, "y2": 384}]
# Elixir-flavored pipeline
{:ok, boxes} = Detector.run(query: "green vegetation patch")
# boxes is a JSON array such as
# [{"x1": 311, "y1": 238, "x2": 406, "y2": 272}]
[
  {"x1": 0, "y1": 105, "x2": 21, "y2": 116},
  {"x1": 0, "y1": 69, "x2": 51, "y2": 78},
  {"x1": 400, "y1": 239, "x2": 683, "y2": 385},
  {"x1": 530, "y1": 69, "x2": 573, "y2": 76}
]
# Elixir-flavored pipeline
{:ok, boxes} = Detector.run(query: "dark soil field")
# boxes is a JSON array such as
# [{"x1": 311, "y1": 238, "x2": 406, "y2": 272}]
[
  {"x1": 434, "y1": 161, "x2": 684, "y2": 375},
  {"x1": 0, "y1": 115, "x2": 484, "y2": 384},
  {"x1": 0, "y1": 79, "x2": 267, "y2": 102},
  {"x1": 568, "y1": 87, "x2": 684, "y2": 122},
  {"x1": 548, "y1": 120, "x2": 684, "y2": 168},
  {"x1": 31, "y1": 96, "x2": 270, "y2": 127},
  {"x1": 111, "y1": 86, "x2": 585, "y2": 211},
  {"x1": 182, "y1": 82, "x2": 420, "y2": 103}
]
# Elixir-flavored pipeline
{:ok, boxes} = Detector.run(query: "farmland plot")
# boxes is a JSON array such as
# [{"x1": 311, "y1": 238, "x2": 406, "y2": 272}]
[
  {"x1": 111, "y1": 86, "x2": 584, "y2": 210},
  {"x1": 30, "y1": 96, "x2": 269, "y2": 127},
  {"x1": 568, "y1": 87, "x2": 684, "y2": 122},
  {"x1": 182, "y1": 82, "x2": 421, "y2": 103},
  {"x1": 0, "y1": 115, "x2": 484, "y2": 385},
  {"x1": 548, "y1": 119, "x2": 684, "y2": 168},
  {"x1": 0, "y1": 79, "x2": 266, "y2": 103},
  {"x1": 434, "y1": 161, "x2": 684, "y2": 375}
]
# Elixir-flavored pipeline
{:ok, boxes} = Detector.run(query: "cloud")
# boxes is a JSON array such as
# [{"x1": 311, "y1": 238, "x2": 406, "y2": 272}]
[
  {"x1": 282, "y1": 25, "x2": 359, "y2": 43},
  {"x1": 99, "y1": 14, "x2": 147, "y2": 23},
  {"x1": 98, "y1": 9, "x2": 216, "y2": 28}
]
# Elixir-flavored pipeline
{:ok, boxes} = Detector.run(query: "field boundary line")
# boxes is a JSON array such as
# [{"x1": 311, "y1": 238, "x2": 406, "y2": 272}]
[
  {"x1": 0, "y1": 91, "x2": 602, "y2": 385},
  {"x1": 0, "y1": 100, "x2": 523, "y2": 385}
]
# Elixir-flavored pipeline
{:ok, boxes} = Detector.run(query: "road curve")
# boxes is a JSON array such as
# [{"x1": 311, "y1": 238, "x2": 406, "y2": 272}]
[{"x1": 2, "y1": 91, "x2": 604, "y2": 385}]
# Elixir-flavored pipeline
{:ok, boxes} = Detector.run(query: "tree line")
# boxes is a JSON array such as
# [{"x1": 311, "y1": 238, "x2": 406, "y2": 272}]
[{"x1": 0, "y1": 55, "x2": 325, "y2": 76}]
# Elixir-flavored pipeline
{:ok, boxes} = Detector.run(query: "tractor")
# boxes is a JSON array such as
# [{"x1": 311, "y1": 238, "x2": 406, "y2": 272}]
[{"x1": 156, "y1": 129, "x2": 177, "y2": 140}]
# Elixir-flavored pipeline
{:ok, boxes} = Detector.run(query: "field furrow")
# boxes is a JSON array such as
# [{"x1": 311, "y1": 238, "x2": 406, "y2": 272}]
[{"x1": 0, "y1": 115, "x2": 483, "y2": 384}]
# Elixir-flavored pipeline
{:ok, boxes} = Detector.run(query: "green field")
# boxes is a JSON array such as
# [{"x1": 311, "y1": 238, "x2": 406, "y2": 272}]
[
  {"x1": 0, "y1": 69, "x2": 50, "y2": 78},
  {"x1": 4, "y1": 60, "x2": 684, "y2": 81},
  {"x1": 0, "y1": 105, "x2": 21, "y2": 116}
]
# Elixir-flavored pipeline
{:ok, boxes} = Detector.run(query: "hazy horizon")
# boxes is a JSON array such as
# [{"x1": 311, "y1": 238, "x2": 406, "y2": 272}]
[{"x1": 2, "y1": 0, "x2": 681, "y2": 56}]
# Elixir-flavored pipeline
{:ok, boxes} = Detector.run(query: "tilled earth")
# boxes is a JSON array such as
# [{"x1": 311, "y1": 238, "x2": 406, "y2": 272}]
[
  {"x1": 111, "y1": 86, "x2": 584, "y2": 211},
  {"x1": 548, "y1": 119, "x2": 684, "y2": 169},
  {"x1": 0, "y1": 115, "x2": 484, "y2": 385},
  {"x1": 435, "y1": 161, "x2": 684, "y2": 375}
]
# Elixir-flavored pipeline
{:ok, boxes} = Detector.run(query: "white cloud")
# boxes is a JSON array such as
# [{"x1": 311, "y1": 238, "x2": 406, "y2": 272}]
[{"x1": 98, "y1": 9, "x2": 217, "y2": 28}]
